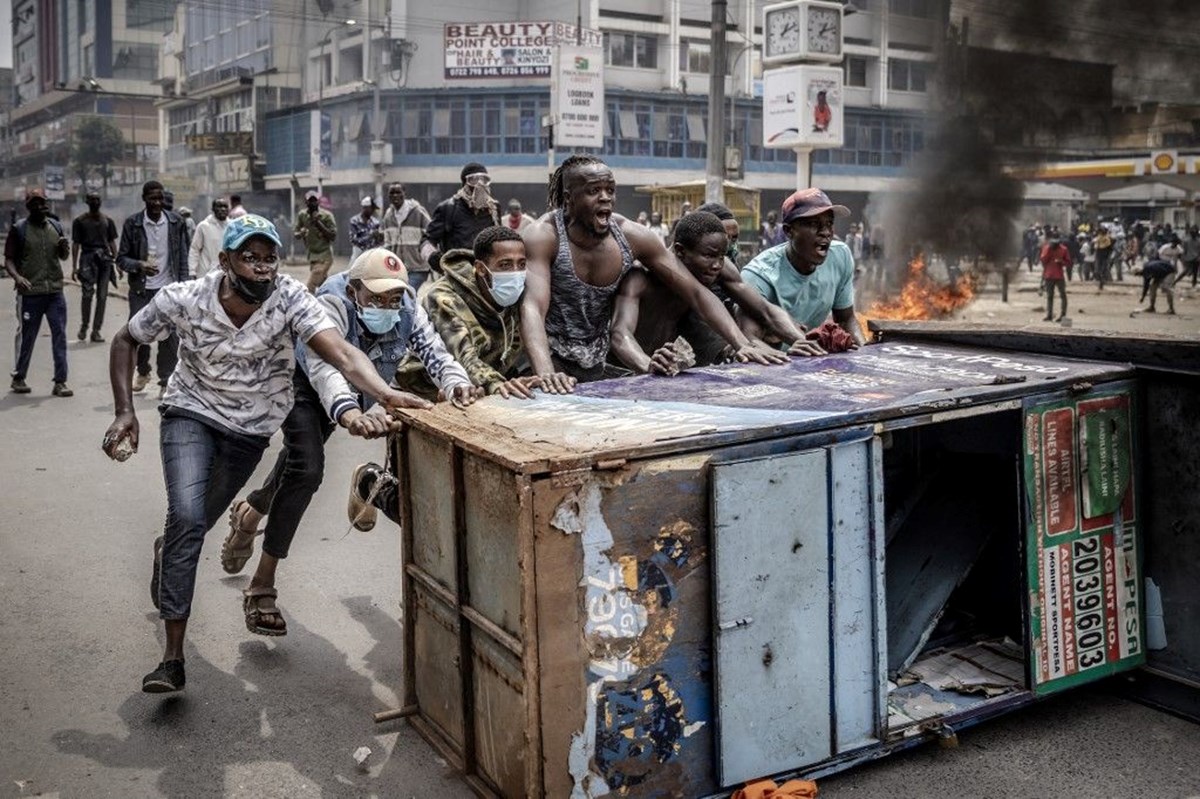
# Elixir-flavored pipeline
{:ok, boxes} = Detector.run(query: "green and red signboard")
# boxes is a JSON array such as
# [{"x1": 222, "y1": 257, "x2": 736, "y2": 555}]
[{"x1": 1024, "y1": 385, "x2": 1144, "y2": 694}]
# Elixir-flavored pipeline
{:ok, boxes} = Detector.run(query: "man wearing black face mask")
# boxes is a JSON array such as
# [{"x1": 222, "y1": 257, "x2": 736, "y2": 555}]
[
  {"x1": 103, "y1": 217, "x2": 437, "y2": 694},
  {"x1": 117, "y1": 180, "x2": 190, "y2": 399},
  {"x1": 219, "y1": 248, "x2": 475, "y2": 615}
]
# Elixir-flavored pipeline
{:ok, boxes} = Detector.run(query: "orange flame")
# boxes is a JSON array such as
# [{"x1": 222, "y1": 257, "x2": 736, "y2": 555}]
[{"x1": 865, "y1": 255, "x2": 976, "y2": 322}]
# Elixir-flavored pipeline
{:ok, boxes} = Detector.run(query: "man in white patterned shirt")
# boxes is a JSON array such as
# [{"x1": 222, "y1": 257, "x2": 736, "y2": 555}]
[
  {"x1": 220, "y1": 248, "x2": 477, "y2": 635},
  {"x1": 102, "y1": 215, "x2": 434, "y2": 694}
]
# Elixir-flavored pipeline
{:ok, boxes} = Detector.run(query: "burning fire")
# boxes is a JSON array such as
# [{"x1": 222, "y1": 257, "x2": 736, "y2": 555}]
[{"x1": 865, "y1": 255, "x2": 976, "y2": 322}]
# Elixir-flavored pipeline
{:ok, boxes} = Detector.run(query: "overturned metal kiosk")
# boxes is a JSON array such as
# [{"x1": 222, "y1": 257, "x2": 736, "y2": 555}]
[{"x1": 387, "y1": 325, "x2": 1199, "y2": 798}]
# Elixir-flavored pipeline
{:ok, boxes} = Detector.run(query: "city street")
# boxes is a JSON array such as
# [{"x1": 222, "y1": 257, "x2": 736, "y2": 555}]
[{"x1": 1, "y1": 271, "x2": 1198, "y2": 799}]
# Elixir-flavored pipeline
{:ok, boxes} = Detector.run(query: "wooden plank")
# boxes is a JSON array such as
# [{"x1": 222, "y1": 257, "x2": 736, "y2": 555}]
[
  {"x1": 453, "y1": 446, "x2": 478, "y2": 780},
  {"x1": 472, "y1": 632, "x2": 527, "y2": 798},
  {"x1": 398, "y1": 431, "x2": 418, "y2": 710},
  {"x1": 464, "y1": 453, "x2": 524, "y2": 639},
  {"x1": 516, "y1": 475, "x2": 544, "y2": 799},
  {"x1": 409, "y1": 429, "x2": 458, "y2": 591},
  {"x1": 712, "y1": 450, "x2": 833, "y2": 785}
]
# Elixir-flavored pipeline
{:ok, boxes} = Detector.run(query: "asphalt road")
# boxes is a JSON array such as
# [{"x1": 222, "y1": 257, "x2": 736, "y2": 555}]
[{"x1": 1, "y1": 273, "x2": 1198, "y2": 799}]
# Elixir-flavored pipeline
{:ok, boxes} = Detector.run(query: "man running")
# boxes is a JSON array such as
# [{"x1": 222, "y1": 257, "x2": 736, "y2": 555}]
[{"x1": 102, "y1": 215, "x2": 432, "y2": 694}]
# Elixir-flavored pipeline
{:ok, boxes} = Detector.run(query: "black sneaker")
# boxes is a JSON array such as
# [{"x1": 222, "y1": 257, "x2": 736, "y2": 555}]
[
  {"x1": 150, "y1": 536, "x2": 163, "y2": 611},
  {"x1": 10, "y1": 378, "x2": 30, "y2": 394},
  {"x1": 348, "y1": 463, "x2": 381, "y2": 532},
  {"x1": 90, "y1": 331, "x2": 105, "y2": 343},
  {"x1": 77, "y1": 326, "x2": 87, "y2": 341},
  {"x1": 142, "y1": 659, "x2": 185, "y2": 693},
  {"x1": 52, "y1": 382, "x2": 74, "y2": 397}
]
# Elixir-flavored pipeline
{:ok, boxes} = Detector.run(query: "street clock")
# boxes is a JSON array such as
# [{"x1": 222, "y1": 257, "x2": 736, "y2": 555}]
[{"x1": 762, "y1": 0, "x2": 844, "y2": 65}]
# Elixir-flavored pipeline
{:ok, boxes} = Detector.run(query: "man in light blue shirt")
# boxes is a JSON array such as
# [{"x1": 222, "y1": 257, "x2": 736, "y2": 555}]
[{"x1": 741, "y1": 187, "x2": 866, "y2": 350}]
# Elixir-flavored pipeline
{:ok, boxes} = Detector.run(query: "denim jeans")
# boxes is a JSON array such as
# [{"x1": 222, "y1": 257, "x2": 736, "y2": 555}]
[
  {"x1": 158, "y1": 411, "x2": 269, "y2": 619},
  {"x1": 245, "y1": 375, "x2": 336, "y2": 559},
  {"x1": 13, "y1": 292, "x2": 68, "y2": 383}
]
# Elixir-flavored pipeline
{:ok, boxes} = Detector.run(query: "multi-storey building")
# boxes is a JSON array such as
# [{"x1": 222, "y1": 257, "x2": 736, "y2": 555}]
[
  {"x1": 154, "y1": 0, "x2": 304, "y2": 214},
  {"x1": 258, "y1": 0, "x2": 942, "y2": 225},
  {"x1": 4, "y1": 0, "x2": 173, "y2": 211}
]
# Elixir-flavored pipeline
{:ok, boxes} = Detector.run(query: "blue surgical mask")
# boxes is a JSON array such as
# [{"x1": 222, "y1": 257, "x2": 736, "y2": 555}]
[
  {"x1": 358, "y1": 307, "x2": 400, "y2": 334},
  {"x1": 488, "y1": 270, "x2": 526, "y2": 307}
]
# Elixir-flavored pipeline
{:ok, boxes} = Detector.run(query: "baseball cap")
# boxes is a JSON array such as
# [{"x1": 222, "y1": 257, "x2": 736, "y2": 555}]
[
  {"x1": 222, "y1": 214, "x2": 283, "y2": 251},
  {"x1": 361, "y1": 196, "x2": 375, "y2": 208},
  {"x1": 25, "y1": 187, "x2": 46, "y2": 206},
  {"x1": 780, "y1": 188, "x2": 850, "y2": 224},
  {"x1": 304, "y1": 189, "x2": 320, "y2": 200},
  {"x1": 348, "y1": 248, "x2": 411, "y2": 294}
]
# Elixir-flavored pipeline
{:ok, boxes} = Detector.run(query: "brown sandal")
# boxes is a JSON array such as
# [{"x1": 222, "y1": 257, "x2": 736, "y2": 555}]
[
  {"x1": 243, "y1": 586, "x2": 287, "y2": 636},
  {"x1": 221, "y1": 501, "x2": 261, "y2": 575}
]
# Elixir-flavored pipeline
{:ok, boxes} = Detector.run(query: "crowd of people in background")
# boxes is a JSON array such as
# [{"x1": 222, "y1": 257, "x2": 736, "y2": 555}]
[{"x1": 1022, "y1": 218, "x2": 1198, "y2": 318}]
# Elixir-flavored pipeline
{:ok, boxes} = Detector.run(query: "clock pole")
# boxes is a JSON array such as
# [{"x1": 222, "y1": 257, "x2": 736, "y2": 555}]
[
  {"x1": 794, "y1": 146, "x2": 812, "y2": 189},
  {"x1": 705, "y1": 0, "x2": 728, "y2": 204}
]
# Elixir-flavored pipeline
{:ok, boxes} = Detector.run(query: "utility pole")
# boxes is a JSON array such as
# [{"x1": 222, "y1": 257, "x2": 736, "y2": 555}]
[{"x1": 705, "y1": 0, "x2": 728, "y2": 204}]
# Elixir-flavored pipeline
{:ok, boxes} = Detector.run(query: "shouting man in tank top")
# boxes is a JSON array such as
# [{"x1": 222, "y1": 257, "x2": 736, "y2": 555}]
[{"x1": 521, "y1": 156, "x2": 787, "y2": 391}]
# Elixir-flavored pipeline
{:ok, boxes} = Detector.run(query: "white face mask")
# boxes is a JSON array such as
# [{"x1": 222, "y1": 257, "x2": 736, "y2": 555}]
[{"x1": 487, "y1": 269, "x2": 526, "y2": 307}]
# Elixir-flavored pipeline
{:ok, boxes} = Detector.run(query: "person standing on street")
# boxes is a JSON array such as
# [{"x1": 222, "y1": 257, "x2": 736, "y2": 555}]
[
  {"x1": 380, "y1": 182, "x2": 432, "y2": 292},
  {"x1": 420, "y1": 162, "x2": 500, "y2": 272},
  {"x1": 70, "y1": 190, "x2": 119, "y2": 343},
  {"x1": 117, "y1": 180, "x2": 190, "y2": 399},
  {"x1": 349, "y1": 196, "x2": 382, "y2": 263},
  {"x1": 187, "y1": 198, "x2": 230, "y2": 278},
  {"x1": 228, "y1": 194, "x2": 247, "y2": 219},
  {"x1": 294, "y1": 190, "x2": 337, "y2": 292},
  {"x1": 1093, "y1": 225, "x2": 1114, "y2": 289},
  {"x1": 1179, "y1": 226, "x2": 1200, "y2": 287},
  {"x1": 760, "y1": 210, "x2": 786, "y2": 251},
  {"x1": 101, "y1": 215, "x2": 435, "y2": 694},
  {"x1": 1039, "y1": 233, "x2": 1071, "y2": 322},
  {"x1": 5, "y1": 188, "x2": 73, "y2": 396},
  {"x1": 504, "y1": 199, "x2": 536, "y2": 233}
]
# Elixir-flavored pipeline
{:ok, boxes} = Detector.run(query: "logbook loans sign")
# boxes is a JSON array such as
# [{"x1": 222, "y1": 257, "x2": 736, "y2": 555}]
[{"x1": 444, "y1": 21, "x2": 603, "y2": 79}]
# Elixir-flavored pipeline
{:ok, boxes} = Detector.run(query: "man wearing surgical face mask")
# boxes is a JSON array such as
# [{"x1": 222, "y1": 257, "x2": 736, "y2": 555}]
[
  {"x1": 398, "y1": 226, "x2": 558, "y2": 401},
  {"x1": 221, "y1": 247, "x2": 476, "y2": 627}
]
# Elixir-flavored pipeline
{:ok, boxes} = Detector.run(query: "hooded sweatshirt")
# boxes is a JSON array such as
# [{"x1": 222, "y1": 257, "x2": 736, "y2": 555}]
[{"x1": 395, "y1": 248, "x2": 523, "y2": 398}]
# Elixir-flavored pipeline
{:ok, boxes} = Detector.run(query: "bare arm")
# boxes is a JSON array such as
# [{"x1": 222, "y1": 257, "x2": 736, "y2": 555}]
[
  {"x1": 518, "y1": 222, "x2": 576, "y2": 393},
  {"x1": 626, "y1": 222, "x2": 787, "y2": 366},
  {"x1": 305, "y1": 328, "x2": 433, "y2": 411},
  {"x1": 832, "y1": 306, "x2": 867, "y2": 347},
  {"x1": 609, "y1": 271, "x2": 652, "y2": 374},
  {"x1": 72, "y1": 242, "x2": 81, "y2": 275},
  {"x1": 719, "y1": 261, "x2": 806, "y2": 344},
  {"x1": 102, "y1": 325, "x2": 140, "y2": 458}
]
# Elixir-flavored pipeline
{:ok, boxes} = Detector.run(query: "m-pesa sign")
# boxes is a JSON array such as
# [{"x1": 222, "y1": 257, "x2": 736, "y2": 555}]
[{"x1": 444, "y1": 21, "x2": 603, "y2": 79}]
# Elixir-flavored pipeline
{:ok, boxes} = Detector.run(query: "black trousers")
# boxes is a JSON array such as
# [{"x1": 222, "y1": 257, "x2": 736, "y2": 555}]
[
  {"x1": 245, "y1": 375, "x2": 337, "y2": 559},
  {"x1": 78, "y1": 251, "x2": 113, "y2": 334}
]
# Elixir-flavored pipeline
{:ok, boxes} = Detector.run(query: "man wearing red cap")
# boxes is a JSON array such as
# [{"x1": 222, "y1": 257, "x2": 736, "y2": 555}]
[
  {"x1": 741, "y1": 188, "x2": 866, "y2": 350},
  {"x1": 5, "y1": 188, "x2": 73, "y2": 396}
]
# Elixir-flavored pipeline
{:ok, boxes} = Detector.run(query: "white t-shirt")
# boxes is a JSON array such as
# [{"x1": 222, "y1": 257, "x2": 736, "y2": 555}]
[{"x1": 129, "y1": 271, "x2": 336, "y2": 437}]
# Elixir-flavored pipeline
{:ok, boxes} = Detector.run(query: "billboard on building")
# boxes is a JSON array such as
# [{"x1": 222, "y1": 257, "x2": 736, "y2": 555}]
[
  {"x1": 43, "y1": 165, "x2": 65, "y2": 200},
  {"x1": 444, "y1": 21, "x2": 603, "y2": 79},
  {"x1": 762, "y1": 65, "x2": 844, "y2": 149},
  {"x1": 552, "y1": 45, "x2": 605, "y2": 148}
]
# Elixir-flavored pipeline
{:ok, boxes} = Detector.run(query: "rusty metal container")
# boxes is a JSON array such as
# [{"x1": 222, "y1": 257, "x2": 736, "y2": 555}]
[{"x1": 392, "y1": 337, "x2": 1170, "y2": 798}]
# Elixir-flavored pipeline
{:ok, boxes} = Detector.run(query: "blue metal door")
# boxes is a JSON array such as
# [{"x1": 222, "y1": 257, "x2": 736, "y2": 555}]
[{"x1": 711, "y1": 434, "x2": 886, "y2": 786}]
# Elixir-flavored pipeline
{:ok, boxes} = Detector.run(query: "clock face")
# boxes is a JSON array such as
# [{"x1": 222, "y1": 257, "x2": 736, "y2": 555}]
[
  {"x1": 806, "y1": 7, "x2": 841, "y2": 55},
  {"x1": 766, "y1": 7, "x2": 802, "y2": 59}
]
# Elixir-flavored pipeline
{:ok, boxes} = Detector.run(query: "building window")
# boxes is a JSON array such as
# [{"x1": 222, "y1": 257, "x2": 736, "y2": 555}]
[
  {"x1": 680, "y1": 39, "x2": 733, "y2": 75},
  {"x1": 845, "y1": 56, "x2": 868, "y2": 88},
  {"x1": 127, "y1": 0, "x2": 175, "y2": 32},
  {"x1": 604, "y1": 32, "x2": 658, "y2": 69},
  {"x1": 888, "y1": 59, "x2": 928, "y2": 92},
  {"x1": 888, "y1": 0, "x2": 938, "y2": 19},
  {"x1": 112, "y1": 43, "x2": 159, "y2": 80}
]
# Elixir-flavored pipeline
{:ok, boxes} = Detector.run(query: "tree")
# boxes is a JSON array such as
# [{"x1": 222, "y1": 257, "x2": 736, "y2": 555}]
[{"x1": 71, "y1": 116, "x2": 126, "y2": 198}]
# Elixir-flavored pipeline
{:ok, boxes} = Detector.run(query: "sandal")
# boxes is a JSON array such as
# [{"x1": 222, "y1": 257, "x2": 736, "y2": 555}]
[
  {"x1": 243, "y1": 586, "x2": 287, "y2": 636},
  {"x1": 221, "y1": 500, "x2": 261, "y2": 575}
]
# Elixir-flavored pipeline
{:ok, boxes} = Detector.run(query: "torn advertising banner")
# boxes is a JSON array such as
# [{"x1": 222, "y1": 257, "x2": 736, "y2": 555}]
[{"x1": 1024, "y1": 385, "x2": 1144, "y2": 695}]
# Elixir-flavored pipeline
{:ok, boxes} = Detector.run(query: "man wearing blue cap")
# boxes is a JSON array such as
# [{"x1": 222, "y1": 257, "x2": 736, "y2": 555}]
[
  {"x1": 101, "y1": 215, "x2": 434, "y2": 694},
  {"x1": 741, "y1": 188, "x2": 866, "y2": 350}
]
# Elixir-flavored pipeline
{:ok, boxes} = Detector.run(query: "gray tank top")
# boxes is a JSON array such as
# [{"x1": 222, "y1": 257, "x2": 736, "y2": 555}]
[{"x1": 544, "y1": 209, "x2": 635, "y2": 369}]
